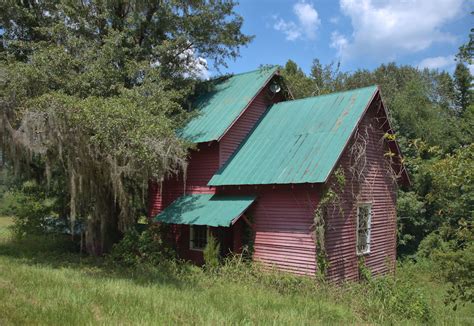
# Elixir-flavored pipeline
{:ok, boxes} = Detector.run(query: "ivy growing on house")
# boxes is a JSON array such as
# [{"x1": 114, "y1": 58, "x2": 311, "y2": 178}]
[{"x1": 313, "y1": 167, "x2": 346, "y2": 277}]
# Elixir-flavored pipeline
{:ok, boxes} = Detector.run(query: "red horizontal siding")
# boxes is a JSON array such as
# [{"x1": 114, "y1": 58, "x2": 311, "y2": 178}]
[
  {"x1": 218, "y1": 185, "x2": 319, "y2": 276},
  {"x1": 325, "y1": 97, "x2": 397, "y2": 282},
  {"x1": 148, "y1": 142, "x2": 219, "y2": 217}
]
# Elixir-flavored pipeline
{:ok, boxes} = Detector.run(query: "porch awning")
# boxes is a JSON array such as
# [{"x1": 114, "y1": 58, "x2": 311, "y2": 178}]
[{"x1": 154, "y1": 194, "x2": 256, "y2": 227}]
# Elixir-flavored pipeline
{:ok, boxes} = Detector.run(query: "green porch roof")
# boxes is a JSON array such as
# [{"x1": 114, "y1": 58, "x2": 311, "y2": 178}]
[
  {"x1": 154, "y1": 194, "x2": 256, "y2": 227},
  {"x1": 179, "y1": 67, "x2": 278, "y2": 143},
  {"x1": 208, "y1": 85, "x2": 378, "y2": 186}
]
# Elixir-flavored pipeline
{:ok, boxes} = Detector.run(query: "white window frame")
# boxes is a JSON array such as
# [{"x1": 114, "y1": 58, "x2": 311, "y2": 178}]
[
  {"x1": 356, "y1": 203, "x2": 372, "y2": 255},
  {"x1": 189, "y1": 225, "x2": 210, "y2": 251}
]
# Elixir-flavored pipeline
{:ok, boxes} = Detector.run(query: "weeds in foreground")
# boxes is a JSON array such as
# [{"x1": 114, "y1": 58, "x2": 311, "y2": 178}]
[{"x1": 0, "y1": 221, "x2": 472, "y2": 325}]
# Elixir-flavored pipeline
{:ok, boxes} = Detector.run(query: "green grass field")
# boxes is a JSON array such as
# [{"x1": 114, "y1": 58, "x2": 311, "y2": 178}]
[{"x1": 0, "y1": 216, "x2": 472, "y2": 325}]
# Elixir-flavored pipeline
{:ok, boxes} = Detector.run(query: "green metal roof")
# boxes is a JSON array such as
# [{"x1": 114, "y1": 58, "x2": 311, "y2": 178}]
[
  {"x1": 208, "y1": 86, "x2": 378, "y2": 186},
  {"x1": 179, "y1": 67, "x2": 278, "y2": 143},
  {"x1": 154, "y1": 194, "x2": 256, "y2": 227}
]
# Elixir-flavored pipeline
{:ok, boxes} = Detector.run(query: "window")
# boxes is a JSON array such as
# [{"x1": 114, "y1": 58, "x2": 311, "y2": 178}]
[
  {"x1": 190, "y1": 225, "x2": 208, "y2": 251},
  {"x1": 356, "y1": 204, "x2": 372, "y2": 255}
]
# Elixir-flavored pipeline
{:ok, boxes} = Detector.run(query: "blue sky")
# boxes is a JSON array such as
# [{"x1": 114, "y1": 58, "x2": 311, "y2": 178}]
[{"x1": 208, "y1": 0, "x2": 472, "y2": 76}]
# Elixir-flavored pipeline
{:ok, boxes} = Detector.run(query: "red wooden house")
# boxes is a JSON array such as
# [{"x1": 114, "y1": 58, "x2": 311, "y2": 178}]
[{"x1": 149, "y1": 67, "x2": 407, "y2": 281}]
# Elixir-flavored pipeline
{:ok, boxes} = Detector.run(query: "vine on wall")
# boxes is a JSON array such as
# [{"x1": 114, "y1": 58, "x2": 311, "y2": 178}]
[
  {"x1": 313, "y1": 167, "x2": 346, "y2": 277},
  {"x1": 313, "y1": 109, "x2": 401, "y2": 277}
]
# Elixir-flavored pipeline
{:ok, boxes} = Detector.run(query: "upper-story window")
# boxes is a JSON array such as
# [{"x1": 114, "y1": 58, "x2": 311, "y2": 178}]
[{"x1": 356, "y1": 203, "x2": 372, "y2": 255}]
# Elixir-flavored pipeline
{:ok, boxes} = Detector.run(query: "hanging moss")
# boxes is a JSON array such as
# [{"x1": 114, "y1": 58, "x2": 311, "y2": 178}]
[{"x1": 2, "y1": 93, "x2": 190, "y2": 254}]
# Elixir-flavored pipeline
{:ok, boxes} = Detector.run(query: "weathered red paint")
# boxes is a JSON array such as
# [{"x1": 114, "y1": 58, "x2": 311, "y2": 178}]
[
  {"x1": 148, "y1": 142, "x2": 219, "y2": 217},
  {"x1": 217, "y1": 184, "x2": 319, "y2": 275},
  {"x1": 324, "y1": 97, "x2": 397, "y2": 282}
]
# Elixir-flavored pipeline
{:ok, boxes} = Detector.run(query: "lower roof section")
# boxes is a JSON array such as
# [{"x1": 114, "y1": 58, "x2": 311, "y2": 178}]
[{"x1": 154, "y1": 194, "x2": 256, "y2": 227}]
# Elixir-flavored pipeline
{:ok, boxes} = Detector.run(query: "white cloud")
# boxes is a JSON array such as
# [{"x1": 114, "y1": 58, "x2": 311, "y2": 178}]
[
  {"x1": 274, "y1": 19, "x2": 302, "y2": 41},
  {"x1": 418, "y1": 55, "x2": 455, "y2": 70},
  {"x1": 193, "y1": 57, "x2": 211, "y2": 80},
  {"x1": 294, "y1": 1, "x2": 320, "y2": 40},
  {"x1": 273, "y1": 1, "x2": 321, "y2": 41},
  {"x1": 178, "y1": 47, "x2": 210, "y2": 80},
  {"x1": 333, "y1": 0, "x2": 464, "y2": 61},
  {"x1": 331, "y1": 31, "x2": 349, "y2": 57}
]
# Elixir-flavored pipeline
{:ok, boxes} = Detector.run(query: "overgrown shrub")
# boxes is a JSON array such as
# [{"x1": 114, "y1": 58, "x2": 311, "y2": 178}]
[
  {"x1": 397, "y1": 190, "x2": 427, "y2": 256},
  {"x1": 417, "y1": 230, "x2": 454, "y2": 258},
  {"x1": 357, "y1": 256, "x2": 372, "y2": 282},
  {"x1": 0, "y1": 180, "x2": 60, "y2": 238},
  {"x1": 432, "y1": 220, "x2": 474, "y2": 307},
  {"x1": 349, "y1": 275, "x2": 433, "y2": 323},
  {"x1": 108, "y1": 224, "x2": 175, "y2": 266},
  {"x1": 203, "y1": 234, "x2": 220, "y2": 270},
  {"x1": 435, "y1": 243, "x2": 474, "y2": 308}
]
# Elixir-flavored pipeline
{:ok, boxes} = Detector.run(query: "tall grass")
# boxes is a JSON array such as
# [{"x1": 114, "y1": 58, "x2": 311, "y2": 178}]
[{"x1": 0, "y1": 217, "x2": 472, "y2": 325}]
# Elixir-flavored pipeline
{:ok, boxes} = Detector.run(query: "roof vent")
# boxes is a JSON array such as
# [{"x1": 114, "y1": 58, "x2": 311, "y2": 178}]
[{"x1": 269, "y1": 82, "x2": 281, "y2": 94}]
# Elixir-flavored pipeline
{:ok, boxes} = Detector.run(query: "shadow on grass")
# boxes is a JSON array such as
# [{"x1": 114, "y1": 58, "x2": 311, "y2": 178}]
[{"x1": 0, "y1": 234, "x2": 202, "y2": 290}]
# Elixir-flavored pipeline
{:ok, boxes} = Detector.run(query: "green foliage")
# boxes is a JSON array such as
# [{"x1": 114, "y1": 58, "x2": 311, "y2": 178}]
[
  {"x1": 279, "y1": 60, "x2": 316, "y2": 99},
  {"x1": 399, "y1": 141, "x2": 473, "y2": 256},
  {"x1": 420, "y1": 220, "x2": 474, "y2": 306},
  {"x1": 454, "y1": 62, "x2": 473, "y2": 114},
  {"x1": 392, "y1": 77, "x2": 459, "y2": 150},
  {"x1": 435, "y1": 242, "x2": 474, "y2": 307},
  {"x1": 425, "y1": 144, "x2": 473, "y2": 228},
  {"x1": 355, "y1": 275, "x2": 432, "y2": 322},
  {"x1": 397, "y1": 190, "x2": 427, "y2": 254},
  {"x1": 203, "y1": 233, "x2": 221, "y2": 270},
  {"x1": 310, "y1": 59, "x2": 346, "y2": 95},
  {"x1": 0, "y1": 180, "x2": 59, "y2": 238},
  {"x1": 357, "y1": 256, "x2": 372, "y2": 282},
  {"x1": 417, "y1": 229, "x2": 455, "y2": 258},
  {"x1": 108, "y1": 224, "x2": 175, "y2": 267}
]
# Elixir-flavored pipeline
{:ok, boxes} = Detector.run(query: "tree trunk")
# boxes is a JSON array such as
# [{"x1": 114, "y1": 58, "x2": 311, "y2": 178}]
[{"x1": 85, "y1": 190, "x2": 121, "y2": 255}]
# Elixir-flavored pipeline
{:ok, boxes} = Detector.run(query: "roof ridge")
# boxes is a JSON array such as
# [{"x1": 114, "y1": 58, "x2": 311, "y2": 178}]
[
  {"x1": 214, "y1": 65, "x2": 279, "y2": 79},
  {"x1": 272, "y1": 85, "x2": 378, "y2": 106}
]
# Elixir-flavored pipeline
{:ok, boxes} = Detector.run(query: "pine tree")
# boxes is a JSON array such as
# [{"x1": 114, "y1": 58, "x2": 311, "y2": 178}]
[{"x1": 454, "y1": 62, "x2": 473, "y2": 115}]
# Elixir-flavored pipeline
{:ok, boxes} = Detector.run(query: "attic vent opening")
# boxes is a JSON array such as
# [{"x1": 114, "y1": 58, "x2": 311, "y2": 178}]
[{"x1": 269, "y1": 82, "x2": 281, "y2": 94}]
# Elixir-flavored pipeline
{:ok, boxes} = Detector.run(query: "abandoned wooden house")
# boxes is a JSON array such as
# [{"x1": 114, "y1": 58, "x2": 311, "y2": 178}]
[{"x1": 148, "y1": 67, "x2": 408, "y2": 281}]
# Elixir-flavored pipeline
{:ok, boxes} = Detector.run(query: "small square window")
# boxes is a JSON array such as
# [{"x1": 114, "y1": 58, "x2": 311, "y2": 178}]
[
  {"x1": 190, "y1": 225, "x2": 208, "y2": 251},
  {"x1": 356, "y1": 204, "x2": 372, "y2": 255}
]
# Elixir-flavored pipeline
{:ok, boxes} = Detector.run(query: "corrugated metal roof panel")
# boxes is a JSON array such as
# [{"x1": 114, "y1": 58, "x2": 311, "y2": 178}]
[
  {"x1": 154, "y1": 194, "x2": 256, "y2": 227},
  {"x1": 208, "y1": 86, "x2": 378, "y2": 185},
  {"x1": 179, "y1": 67, "x2": 278, "y2": 143}
]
